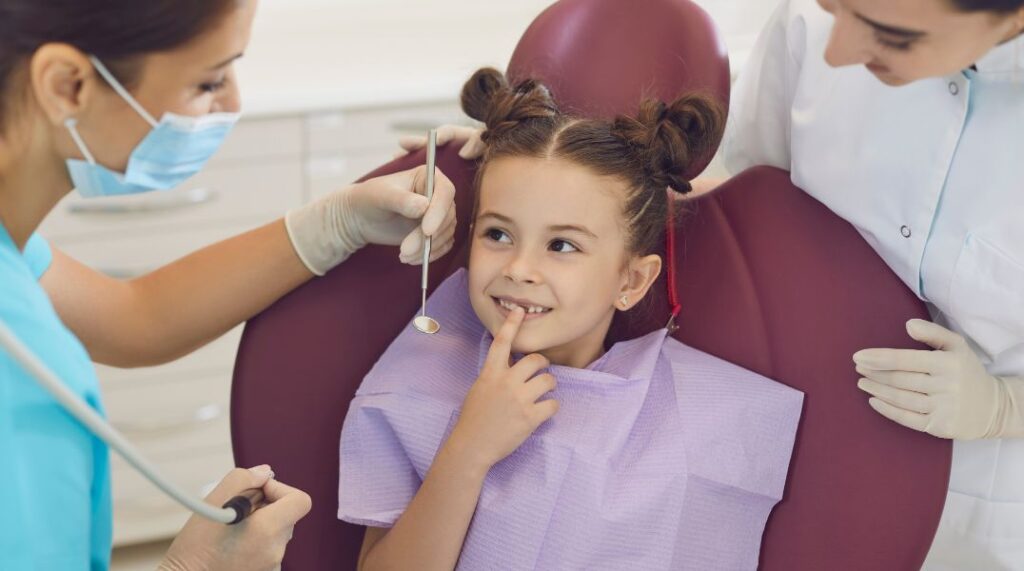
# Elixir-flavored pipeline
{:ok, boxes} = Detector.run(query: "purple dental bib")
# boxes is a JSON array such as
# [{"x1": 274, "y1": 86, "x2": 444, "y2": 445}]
[{"x1": 339, "y1": 269, "x2": 802, "y2": 570}]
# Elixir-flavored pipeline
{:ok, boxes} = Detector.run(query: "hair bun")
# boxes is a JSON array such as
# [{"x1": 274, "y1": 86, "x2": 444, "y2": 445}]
[
  {"x1": 460, "y1": 67, "x2": 559, "y2": 144},
  {"x1": 611, "y1": 93, "x2": 725, "y2": 194}
]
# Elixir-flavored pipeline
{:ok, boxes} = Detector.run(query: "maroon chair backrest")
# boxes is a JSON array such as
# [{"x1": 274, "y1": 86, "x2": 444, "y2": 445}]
[
  {"x1": 671, "y1": 167, "x2": 950, "y2": 570},
  {"x1": 233, "y1": 149, "x2": 477, "y2": 569},
  {"x1": 232, "y1": 1, "x2": 950, "y2": 568}
]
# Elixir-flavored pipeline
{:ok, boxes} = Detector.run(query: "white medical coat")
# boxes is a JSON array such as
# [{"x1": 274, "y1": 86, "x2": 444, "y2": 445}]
[{"x1": 723, "y1": 1, "x2": 1024, "y2": 567}]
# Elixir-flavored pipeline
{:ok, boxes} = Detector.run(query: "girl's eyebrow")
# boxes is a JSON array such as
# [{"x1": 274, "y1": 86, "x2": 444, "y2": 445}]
[
  {"x1": 478, "y1": 211, "x2": 597, "y2": 239},
  {"x1": 477, "y1": 211, "x2": 515, "y2": 225},
  {"x1": 548, "y1": 224, "x2": 597, "y2": 239}
]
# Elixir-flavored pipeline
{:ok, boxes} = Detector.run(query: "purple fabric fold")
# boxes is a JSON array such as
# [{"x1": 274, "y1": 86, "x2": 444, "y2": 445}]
[{"x1": 339, "y1": 269, "x2": 803, "y2": 569}]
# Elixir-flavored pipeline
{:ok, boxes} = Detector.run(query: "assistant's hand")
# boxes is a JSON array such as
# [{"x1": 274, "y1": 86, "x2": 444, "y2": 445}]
[
  {"x1": 855, "y1": 319, "x2": 1024, "y2": 440},
  {"x1": 396, "y1": 125, "x2": 485, "y2": 161},
  {"x1": 285, "y1": 165, "x2": 457, "y2": 275}
]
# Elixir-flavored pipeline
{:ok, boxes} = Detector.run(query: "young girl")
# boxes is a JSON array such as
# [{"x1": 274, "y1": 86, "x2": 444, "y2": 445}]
[{"x1": 338, "y1": 68, "x2": 803, "y2": 570}]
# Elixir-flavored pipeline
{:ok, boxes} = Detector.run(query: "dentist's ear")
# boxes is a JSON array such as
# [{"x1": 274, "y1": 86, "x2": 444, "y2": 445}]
[
  {"x1": 28, "y1": 43, "x2": 97, "y2": 126},
  {"x1": 616, "y1": 254, "x2": 662, "y2": 311}
]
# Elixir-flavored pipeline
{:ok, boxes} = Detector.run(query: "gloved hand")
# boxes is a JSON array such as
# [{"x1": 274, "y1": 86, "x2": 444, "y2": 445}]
[
  {"x1": 854, "y1": 318, "x2": 1024, "y2": 440},
  {"x1": 159, "y1": 465, "x2": 312, "y2": 571},
  {"x1": 285, "y1": 165, "x2": 457, "y2": 276},
  {"x1": 396, "y1": 125, "x2": 485, "y2": 161}
]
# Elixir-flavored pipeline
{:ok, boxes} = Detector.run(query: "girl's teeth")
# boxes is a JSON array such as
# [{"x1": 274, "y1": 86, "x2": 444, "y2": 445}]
[{"x1": 498, "y1": 299, "x2": 548, "y2": 314}]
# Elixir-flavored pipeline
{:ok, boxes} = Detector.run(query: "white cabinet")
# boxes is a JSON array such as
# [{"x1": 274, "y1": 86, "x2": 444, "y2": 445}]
[{"x1": 43, "y1": 101, "x2": 465, "y2": 546}]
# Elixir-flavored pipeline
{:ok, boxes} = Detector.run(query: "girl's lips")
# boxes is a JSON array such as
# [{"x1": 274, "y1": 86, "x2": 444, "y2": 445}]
[{"x1": 492, "y1": 296, "x2": 552, "y2": 321}]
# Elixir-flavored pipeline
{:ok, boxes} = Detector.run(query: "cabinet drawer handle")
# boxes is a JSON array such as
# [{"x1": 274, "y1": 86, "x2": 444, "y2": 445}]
[
  {"x1": 97, "y1": 267, "x2": 145, "y2": 280},
  {"x1": 68, "y1": 187, "x2": 217, "y2": 214},
  {"x1": 112, "y1": 403, "x2": 222, "y2": 434}
]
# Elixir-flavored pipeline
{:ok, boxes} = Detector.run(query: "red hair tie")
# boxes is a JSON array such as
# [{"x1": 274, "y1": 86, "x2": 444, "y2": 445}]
[{"x1": 665, "y1": 193, "x2": 682, "y2": 332}]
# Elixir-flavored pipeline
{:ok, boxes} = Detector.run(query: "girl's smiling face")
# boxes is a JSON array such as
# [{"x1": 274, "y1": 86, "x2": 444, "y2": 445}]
[{"x1": 468, "y1": 155, "x2": 661, "y2": 369}]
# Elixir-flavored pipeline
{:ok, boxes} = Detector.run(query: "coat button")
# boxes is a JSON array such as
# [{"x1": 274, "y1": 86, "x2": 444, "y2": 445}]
[
  {"x1": 949, "y1": 81, "x2": 960, "y2": 95},
  {"x1": 901, "y1": 225, "x2": 912, "y2": 238}
]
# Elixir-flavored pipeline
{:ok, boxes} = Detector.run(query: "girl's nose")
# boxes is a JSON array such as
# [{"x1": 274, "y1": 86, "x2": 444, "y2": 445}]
[{"x1": 503, "y1": 252, "x2": 540, "y2": 284}]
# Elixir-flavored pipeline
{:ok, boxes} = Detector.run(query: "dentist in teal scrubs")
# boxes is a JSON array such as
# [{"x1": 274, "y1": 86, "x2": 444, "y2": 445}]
[{"x1": 0, "y1": 0, "x2": 457, "y2": 568}]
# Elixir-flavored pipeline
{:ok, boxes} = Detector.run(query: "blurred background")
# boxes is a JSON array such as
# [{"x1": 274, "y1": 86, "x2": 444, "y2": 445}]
[
  {"x1": 80, "y1": 1, "x2": 778, "y2": 568},
  {"x1": 236, "y1": 0, "x2": 773, "y2": 115}
]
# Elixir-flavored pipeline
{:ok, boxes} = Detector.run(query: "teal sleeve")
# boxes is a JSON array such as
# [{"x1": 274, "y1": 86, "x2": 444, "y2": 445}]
[
  {"x1": 0, "y1": 252, "x2": 112, "y2": 570},
  {"x1": 23, "y1": 233, "x2": 53, "y2": 280},
  {"x1": 0, "y1": 359, "x2": 31, "y2": 566}
]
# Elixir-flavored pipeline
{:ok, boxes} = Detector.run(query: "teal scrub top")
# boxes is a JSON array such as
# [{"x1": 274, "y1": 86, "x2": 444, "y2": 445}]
[{"x1": 0, "y1": 222, "x2": 112, "y2": 570}]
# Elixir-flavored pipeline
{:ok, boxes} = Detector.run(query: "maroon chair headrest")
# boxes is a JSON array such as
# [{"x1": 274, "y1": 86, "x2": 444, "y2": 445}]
[{"x1": 508, "y1": 0, "x2": 730, "y2": 178}]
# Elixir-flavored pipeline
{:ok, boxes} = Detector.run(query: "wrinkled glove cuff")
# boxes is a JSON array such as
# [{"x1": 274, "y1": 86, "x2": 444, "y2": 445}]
[
  {"x1": 285, "y1": 189, "x2": 366, "y2": 276},
  {"x1": 987, "y1": 376, "x2": 1024, "y2": 439}
]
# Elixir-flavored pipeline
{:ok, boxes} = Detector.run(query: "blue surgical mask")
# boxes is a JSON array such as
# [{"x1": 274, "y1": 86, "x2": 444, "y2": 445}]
[{"x1": 65, "y1": 56, "x2": 241, "y2": 198}]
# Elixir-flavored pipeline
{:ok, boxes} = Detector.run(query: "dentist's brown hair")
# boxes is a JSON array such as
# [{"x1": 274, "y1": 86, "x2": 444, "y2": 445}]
[{"x1": 0, "y1": 0, "x2": 241, "y2": 129}]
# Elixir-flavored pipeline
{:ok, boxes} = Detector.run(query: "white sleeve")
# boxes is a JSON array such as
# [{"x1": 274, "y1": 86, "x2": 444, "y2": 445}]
[{"x1": 722, "y1": 0, "x2": 810, "y2": 174}]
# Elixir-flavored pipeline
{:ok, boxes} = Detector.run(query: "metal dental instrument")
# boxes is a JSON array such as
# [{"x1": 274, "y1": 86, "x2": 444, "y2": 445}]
[{"x1": 413, "y1": 129, "x2": 441, "y2": 335}]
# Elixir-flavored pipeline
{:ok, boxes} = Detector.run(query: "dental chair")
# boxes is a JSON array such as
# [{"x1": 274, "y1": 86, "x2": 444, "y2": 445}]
[{"x1": 231, "y1": 0, "x2": 951, "y2": 569}]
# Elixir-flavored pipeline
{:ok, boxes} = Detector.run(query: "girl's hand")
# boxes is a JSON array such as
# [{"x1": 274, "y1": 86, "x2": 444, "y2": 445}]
[{"x1": 447, "y1": 306, "x2": 559, "y2": 471}]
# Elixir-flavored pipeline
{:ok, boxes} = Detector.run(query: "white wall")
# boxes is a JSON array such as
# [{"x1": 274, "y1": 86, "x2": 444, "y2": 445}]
[
  {"x1": 236, "y1": 0, "x2": 777, "y2": 114},
  {"x1": 254, "y1": 0, "x2": 775, "y2": 44}
]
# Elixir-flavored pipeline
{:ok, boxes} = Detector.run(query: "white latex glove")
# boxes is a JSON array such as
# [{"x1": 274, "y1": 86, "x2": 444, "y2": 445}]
[
  {"x1": 396, "y1": 124, "x2": 485, "y2": 161},
  {"x1": 285, "y1": 165, "x2": 457, "y2": 276},
  {"x1": 854, "y1": 318, "x2": 1024, "y2": 440},
  {"x1": 159, "y1": 465, "x2": 312, "y2": 571}
]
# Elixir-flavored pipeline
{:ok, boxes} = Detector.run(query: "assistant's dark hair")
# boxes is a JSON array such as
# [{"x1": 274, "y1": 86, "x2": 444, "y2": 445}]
[
  {"x1": 950, "y1": 0, "x2": 1024, "y2": 12},
  {"x1": 0, "y1": 0, "x2": 240, "y2": 128},
  {"x1": 461, "y1": 66, "x2": 724, "y2": 259}
]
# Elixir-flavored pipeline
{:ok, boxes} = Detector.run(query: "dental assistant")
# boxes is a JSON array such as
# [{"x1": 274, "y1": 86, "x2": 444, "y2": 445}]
[
  {"x1": 0, "y1": 0, "x2": 457, "y2": 569},
  {"x1": 721, "y1": 0, "x2": 1024, "y2": 568}
]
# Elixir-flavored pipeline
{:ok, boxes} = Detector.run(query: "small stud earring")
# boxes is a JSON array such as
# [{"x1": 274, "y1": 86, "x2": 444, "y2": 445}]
[{"x1": 619, "y1": 295, "x2": 629, "y2": 308}]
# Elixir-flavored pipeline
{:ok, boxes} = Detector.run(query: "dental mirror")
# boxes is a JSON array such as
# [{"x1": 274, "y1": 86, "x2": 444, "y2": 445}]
[{"x1": 413, "y1": 129, "x2": 440, "y2": 335}]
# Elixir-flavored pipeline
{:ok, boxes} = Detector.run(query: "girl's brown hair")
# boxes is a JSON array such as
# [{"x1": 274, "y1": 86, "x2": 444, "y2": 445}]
[{"x1": 461, "y1": 67, "x2": 724, "y2": 260}]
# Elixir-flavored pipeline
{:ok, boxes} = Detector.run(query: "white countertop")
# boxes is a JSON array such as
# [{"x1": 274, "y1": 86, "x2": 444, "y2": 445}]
[{"x1": 236, "y1": 1, "x2": 759, "y2": 117}]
